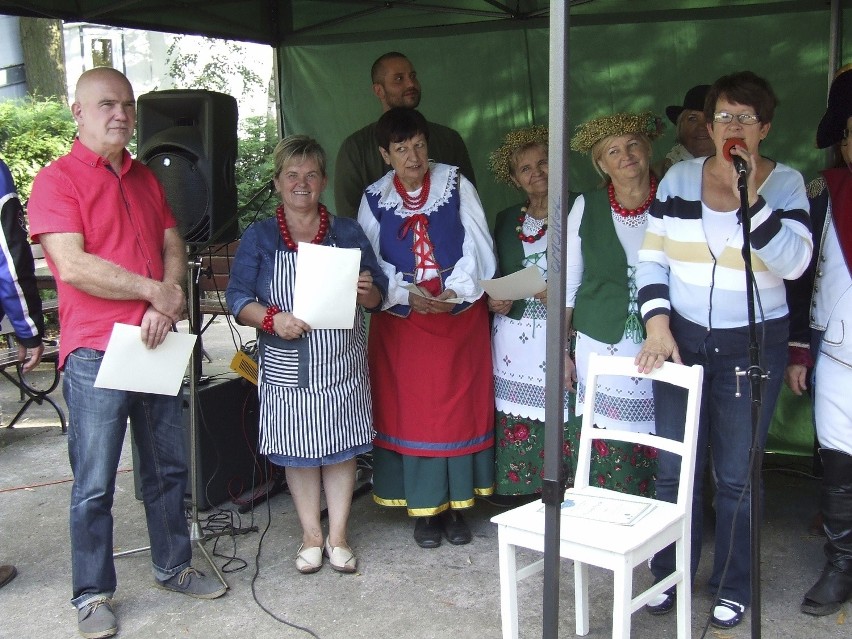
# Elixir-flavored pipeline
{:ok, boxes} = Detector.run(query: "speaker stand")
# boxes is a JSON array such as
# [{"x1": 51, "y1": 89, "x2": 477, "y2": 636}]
[
  {"x1": 185, "y1": 253, "x2": 229, "y2": 588},
  {"x1": 115, "y1": 256, "x2": 235, "y2": 574}
]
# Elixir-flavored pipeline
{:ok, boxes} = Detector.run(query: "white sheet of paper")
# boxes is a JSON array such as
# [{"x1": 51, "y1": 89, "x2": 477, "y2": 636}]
[
  {"x1": 292, "y1": 242, "x2": 361, "y2": 329},
  {"x1": 479, "y1": 266, "x2": 546, "y2": 301},
  {"x1": 93, "y1": 323, "x2": 197, "y2": 395},
  {"x1": 536, "y1": 493, "x2": 654, "y2": 526},
  {"x1": 404, "y1": 283, "x2": 463, "y2": 304}
]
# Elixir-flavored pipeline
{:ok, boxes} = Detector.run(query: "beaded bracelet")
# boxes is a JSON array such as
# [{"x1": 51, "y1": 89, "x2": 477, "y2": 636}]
[{"x1": 261, "y1": 305, "x2": 281, "y2": 335}]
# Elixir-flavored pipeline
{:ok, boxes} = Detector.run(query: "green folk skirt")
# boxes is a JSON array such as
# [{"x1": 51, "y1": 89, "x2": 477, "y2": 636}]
[
  {"x1": 494, "y1": 409, "x2": 576, "y2": 496},
  {"x1": 371, "y1": 447, "x2": 495, "y2": 516},
  {"x1": 495, "y1": 401, "x2": 657, "y2": 498}
]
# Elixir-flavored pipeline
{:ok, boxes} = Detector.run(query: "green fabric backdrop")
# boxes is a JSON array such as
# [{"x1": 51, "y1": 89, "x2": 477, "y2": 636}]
[
  {"x1": 278, "y1": 9, "x2": 845, "y2": 457},
  {"x1": 278, "y1": 9, "x2": 849, "y2": 227}
]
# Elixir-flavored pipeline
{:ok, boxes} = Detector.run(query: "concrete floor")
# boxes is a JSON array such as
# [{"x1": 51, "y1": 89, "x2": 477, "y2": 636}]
[{"x1": 0, "y1": 316, "x2": 848, "y2": 639}]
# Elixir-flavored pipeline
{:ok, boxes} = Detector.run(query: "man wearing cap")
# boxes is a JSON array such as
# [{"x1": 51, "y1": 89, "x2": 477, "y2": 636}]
[
  {"x1": 656, "y1": 84, "x2": 714, "y2": 176},
  {"x1": 785, "y1": 63, "x2": 852, "y2": 617},
  {"x1": 334, "y1": 51, "x2": 476, "y2": 219}
]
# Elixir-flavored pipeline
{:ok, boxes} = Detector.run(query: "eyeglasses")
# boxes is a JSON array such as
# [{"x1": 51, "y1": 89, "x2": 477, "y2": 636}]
[{"x1": 713, "y1": 112, "x2": 761, "y2": 125}]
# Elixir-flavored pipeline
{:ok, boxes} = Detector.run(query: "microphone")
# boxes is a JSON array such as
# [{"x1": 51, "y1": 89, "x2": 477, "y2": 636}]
[{"x1": 723, "y1": 138, "x2": 748, "y2": 176}]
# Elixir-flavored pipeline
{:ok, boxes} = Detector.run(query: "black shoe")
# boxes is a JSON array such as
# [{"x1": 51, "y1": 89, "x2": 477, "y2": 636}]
[
  {"x1": 645, "y1": 589, "x2": 675, "y2": 616},
  {"x1": 800, "y1": 563, "x2": 852, "y2": 616},
  {"x1": 440, "y1": 510, "x2": 472, "y2": 545},
  {"x1": 0, "y1": 565, "x2": 17, "y2": 590},
  {"x1": 413, "y1": 516, "x2": 442, "y2": 549},
  {"x1": 711, "y1": 599, "x2": 745, "y2": 628}
]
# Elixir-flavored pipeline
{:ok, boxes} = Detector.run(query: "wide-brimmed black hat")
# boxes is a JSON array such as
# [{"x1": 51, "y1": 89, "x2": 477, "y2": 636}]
[
  {"x1": 666, "y1": 84, "x2": 711, "y2": 124},
  {"x1": 816, "y1": 64, "x2": 852, "y2": 149}
]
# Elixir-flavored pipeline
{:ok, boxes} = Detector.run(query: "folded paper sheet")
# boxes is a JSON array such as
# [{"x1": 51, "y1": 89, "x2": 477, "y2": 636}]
[
  {"x1": 93, "y1": 323, "x2": 197, "y2": 395},
  {"x1": 479, "y1": 265, "x2": 546, "y2": 301},
  {"x1": 404, "y1": 283, "x2": 462, "y2": 304}
]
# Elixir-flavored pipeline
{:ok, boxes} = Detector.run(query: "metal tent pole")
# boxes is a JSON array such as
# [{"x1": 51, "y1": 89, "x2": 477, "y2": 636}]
[{"x1": 541, "y1": 2, "x2": 571, "y2": 637}]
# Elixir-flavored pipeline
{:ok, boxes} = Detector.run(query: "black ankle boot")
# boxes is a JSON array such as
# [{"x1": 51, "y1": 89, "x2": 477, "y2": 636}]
[{"x1": 801, "y1": 448, "x2": 852, "y2": 616}]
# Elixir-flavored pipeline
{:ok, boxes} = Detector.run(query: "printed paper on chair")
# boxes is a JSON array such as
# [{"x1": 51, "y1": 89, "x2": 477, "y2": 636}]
[{"x1": 540, "y1": 493, "x2": 654, "y2": 525}]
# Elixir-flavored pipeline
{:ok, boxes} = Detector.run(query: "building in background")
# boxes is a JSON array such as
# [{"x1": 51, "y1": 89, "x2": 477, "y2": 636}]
[
  {"x1": 1, "y1": 17, "x2": 272, "y2": 122},
  {"x1": 63, "y1": 23, "x2": 272, "y2": 120},
  {"x1": 0, "y1": 15, "x2": 27, "y2": 100}
]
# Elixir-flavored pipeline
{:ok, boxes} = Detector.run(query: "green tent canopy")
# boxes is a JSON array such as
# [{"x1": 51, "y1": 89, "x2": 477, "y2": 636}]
[{"x1": 3, "y1": 1, "x2": 849, "y2": 212}]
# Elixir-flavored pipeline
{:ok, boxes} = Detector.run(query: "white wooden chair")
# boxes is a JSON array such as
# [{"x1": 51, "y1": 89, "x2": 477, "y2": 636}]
[{"x1": 491, "y1": 353, "x2": 704, "y2": 638}]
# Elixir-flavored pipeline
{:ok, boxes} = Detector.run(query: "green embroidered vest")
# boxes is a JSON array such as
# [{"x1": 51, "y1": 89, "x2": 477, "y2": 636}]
[
  {"x1": 492, "y1": 195, "x2": 578, "y2": 320},
  {"x1": 572, "y1": 189, "x2": 633, "y2": 344},
  {"x1": 493, "y1": 204, "x2": 531, "y2": 320}
]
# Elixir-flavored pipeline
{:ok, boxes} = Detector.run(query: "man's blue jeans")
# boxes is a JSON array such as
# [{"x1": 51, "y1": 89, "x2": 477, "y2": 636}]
[
  {"x1": 65, "y1": 348, "x2": 191, "y2": 608},
  {"x1": 650, "y1": 333, "x2": 786, "y2": 606}
]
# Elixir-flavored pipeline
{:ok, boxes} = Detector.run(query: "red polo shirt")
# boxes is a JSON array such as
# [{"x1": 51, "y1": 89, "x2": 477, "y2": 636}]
[{"x1": 28, "y1": 138, "x2": 178, "y2": 368}]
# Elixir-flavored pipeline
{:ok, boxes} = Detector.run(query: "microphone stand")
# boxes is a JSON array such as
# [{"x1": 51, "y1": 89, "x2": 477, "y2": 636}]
[{"x1": 733, "y1": 167, "x2": 766, "y2": 639}]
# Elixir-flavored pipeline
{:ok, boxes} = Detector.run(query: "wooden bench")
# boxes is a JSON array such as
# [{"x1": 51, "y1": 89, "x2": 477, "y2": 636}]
[
  {"x1": 194, "y1": 240, "x2": 239, "y2": 333},
  {"x1": 0, "y1": 298, "x2": 66, "y2": 432}
]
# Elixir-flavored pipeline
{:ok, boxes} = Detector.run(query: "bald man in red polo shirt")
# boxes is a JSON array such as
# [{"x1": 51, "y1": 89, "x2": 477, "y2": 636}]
[{"x1": 28, "y1": 67, "x2": 225, "y2": 639}]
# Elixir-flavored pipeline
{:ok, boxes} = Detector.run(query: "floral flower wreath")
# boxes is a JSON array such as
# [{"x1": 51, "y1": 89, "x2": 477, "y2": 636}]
[
  {"x1": 488, "y1": 125, "x2": 549, "y2": 186},
  {"x1": 569, "y1": 111, "x2": 664, "y2": 154}
]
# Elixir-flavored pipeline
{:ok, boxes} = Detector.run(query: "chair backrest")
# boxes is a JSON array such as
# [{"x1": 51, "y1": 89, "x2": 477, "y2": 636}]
[{"x1": 574, "y1": 353, "x2": 704, "y2": 513}]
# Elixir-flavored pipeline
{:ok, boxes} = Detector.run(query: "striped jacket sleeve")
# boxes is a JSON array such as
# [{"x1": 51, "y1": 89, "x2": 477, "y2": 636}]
[{"x1": 0, "y1": 160, "x2": 44, "y2": 347}]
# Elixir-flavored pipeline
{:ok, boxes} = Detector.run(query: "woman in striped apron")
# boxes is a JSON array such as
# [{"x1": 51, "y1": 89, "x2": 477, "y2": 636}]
[{"x1": 227, "y1": 135, "x2": 388, "y2": 574}]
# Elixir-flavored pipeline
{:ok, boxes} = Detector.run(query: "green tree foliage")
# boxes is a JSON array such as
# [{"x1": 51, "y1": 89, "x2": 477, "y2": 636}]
[
  {"x1": 0, "y1": 97, "x2": 76, "y2": 201},
  {"x1": 165, "y1": 36, "x2": 264, "y2": 96},
  {"x1": 236, "y1": 115, "x2": 278, "y2": 229}
]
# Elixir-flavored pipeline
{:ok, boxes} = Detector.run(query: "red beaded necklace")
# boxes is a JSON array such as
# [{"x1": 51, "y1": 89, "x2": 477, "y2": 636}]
[
  {"x1": 276, "y1": 203, "x2": 330, "y2": 251},
  {"x1": 393, "y1": 170, "x2": 431, "y2": 211},
  {"x1": 608, "y1": 175, "x2": 658, "y2": 217},
  {"x1": 515, "y1": 203, "x2": 548, "y2": 243}
]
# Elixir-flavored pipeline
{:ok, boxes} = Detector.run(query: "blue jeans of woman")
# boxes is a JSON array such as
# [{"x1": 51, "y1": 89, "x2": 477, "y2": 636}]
[
  {"x1": 65, "y1": 348, "x2": 191, "y2": 608},
  {"x1": 650, "y1": 330, "x2": 787, "y2": 606}
]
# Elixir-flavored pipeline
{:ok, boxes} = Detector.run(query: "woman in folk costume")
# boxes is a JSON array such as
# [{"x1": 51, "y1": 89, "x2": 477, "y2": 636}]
[
  {"x1": 357, "y1": 107, "x2": 497, "y2": 549},
  {"x1": 486, "y1": 126, "x2": 576, "y2": 502},
  {"x1": 564, "y1": 112, "x2": 663, "y2": 497}
]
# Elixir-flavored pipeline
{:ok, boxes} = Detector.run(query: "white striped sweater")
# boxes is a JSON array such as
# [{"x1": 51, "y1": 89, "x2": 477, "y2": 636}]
[{"x1": 637, "y1": 157, "x2": 812, "y2": 329}]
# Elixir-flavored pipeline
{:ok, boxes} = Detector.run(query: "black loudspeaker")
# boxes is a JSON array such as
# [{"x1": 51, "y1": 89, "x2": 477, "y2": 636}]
[
  {"x1": 136, "y1": 90, "x2": 239, "y2": 247},
  {"x1": 132, "y1": 377, "x2": 261, "y2": 510}
]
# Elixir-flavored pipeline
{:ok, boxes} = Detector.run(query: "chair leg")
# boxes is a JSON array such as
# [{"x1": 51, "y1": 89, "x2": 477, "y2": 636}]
[
  {"x1": 4, "y1": 392, "x2": 66, "y2": 433},
  {"x1": 574, "y1": 560, "x2": 590, "y2": 636},
  {"x1": 675, "y1": 538, "x2": 691, "y2": 639},
  {"x1": 497, "y1": 530, "x2": 520, "y2": 639},
  {"x1": 611, "y1": 563, "x2": 632, "y2": 639}
]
